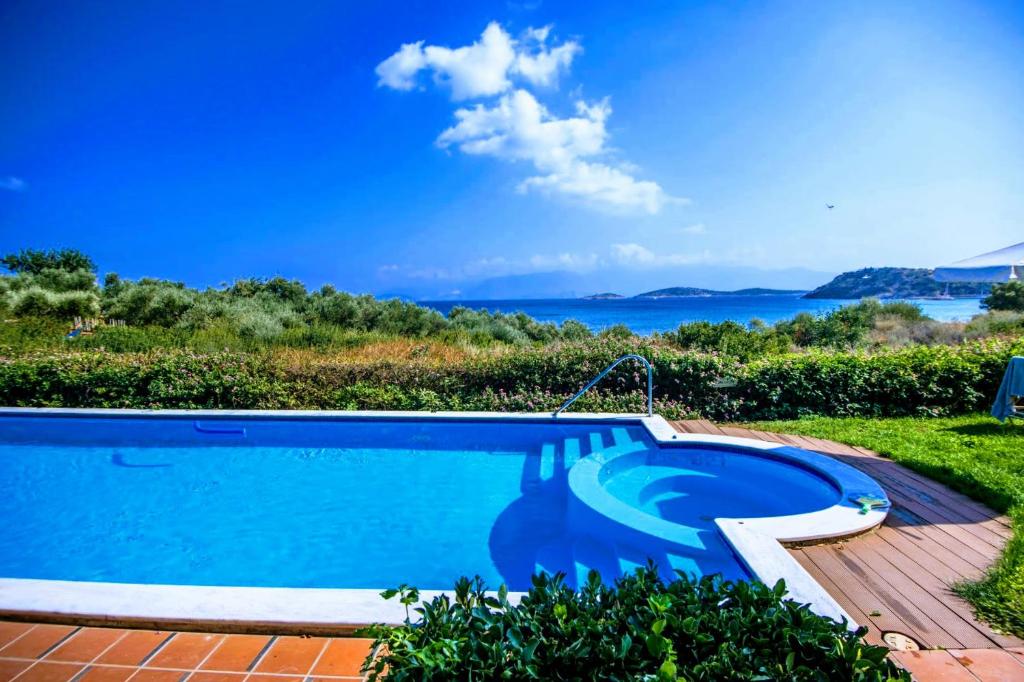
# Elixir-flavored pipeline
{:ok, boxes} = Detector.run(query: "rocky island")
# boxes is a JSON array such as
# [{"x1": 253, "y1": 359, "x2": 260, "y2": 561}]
[{"x1": 803, "y1": 267, "x2": 991, "y2": 299}]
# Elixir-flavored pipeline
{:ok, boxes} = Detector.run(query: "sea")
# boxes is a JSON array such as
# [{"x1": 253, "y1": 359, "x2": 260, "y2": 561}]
[{"x1": 419, "y1": 295, "x2": 985, "y2": 336}]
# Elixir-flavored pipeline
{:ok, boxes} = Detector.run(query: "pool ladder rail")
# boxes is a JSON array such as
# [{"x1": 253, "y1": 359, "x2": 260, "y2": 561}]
[
  {"x1": 553, "y1": 354, "x2": 653, "y2": 418},
  {"x1": 193, "y1": 421, "x2": 246, "y2": 436}
]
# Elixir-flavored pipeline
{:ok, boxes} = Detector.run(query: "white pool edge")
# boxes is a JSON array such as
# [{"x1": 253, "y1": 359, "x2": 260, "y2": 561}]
[{"x1": 0, "y1": 407, "x2": 888, "y2": 631}]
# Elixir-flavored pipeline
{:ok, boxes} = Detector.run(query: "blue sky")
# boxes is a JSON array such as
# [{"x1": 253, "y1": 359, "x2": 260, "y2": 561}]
[{"x1": 1, "y1": 0, "x2": 1022, "y2": 297}]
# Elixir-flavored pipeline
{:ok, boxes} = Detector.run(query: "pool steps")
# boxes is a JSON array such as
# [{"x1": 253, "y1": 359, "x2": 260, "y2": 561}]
[{"x1": 526, "y1": 427, "x2": 747, "y2": 587}]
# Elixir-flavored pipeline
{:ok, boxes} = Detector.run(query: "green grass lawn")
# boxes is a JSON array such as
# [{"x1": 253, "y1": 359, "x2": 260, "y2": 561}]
[{"x1": 743, "y1": 413, "x2": 1023, "y2": 638}]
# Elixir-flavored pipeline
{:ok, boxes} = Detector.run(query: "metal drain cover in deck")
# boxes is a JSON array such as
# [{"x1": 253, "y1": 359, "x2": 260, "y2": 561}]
[{"x1": 882, "y1": 632, "x2": 920, "y2": 651}]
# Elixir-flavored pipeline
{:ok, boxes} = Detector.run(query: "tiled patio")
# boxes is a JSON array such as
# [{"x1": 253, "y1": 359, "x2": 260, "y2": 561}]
[{"x1": 0, "y1": 623, "x2": 375, "y2": 681}]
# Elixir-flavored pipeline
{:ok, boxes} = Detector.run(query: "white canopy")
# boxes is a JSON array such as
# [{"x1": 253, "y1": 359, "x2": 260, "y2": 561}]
[{"x1": 933, "y1": 241, "x2": 1024, "y2": 282}]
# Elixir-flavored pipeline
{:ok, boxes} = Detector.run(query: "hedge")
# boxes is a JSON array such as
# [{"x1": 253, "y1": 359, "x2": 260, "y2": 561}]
[
  {"x1": 1, "y1": 337, "x2": 1021, "y2": 420},
  {"x1": 360, "y1": 568, "x2": 909, "y2": 681}
]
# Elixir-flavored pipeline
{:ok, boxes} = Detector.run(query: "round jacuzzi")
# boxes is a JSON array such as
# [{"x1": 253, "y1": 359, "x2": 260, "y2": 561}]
[{"x1": 566, "y1": 438, "x2": 889, "y2": 581}]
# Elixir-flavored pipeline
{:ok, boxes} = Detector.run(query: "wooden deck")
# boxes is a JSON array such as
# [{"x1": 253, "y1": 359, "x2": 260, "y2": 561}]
[{"x1": 672, "y1": 420, "x2": 1024, "y2": 680}]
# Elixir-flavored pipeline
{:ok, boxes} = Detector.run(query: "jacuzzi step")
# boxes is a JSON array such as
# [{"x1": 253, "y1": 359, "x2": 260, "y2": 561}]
[
  {"x1": 539, "y1": 442, "x2": 556, "y2": 482},
  {"x1": 611, "y1": 427, "x2": 632, "y2": 447},
  {"x1": 563, "y1": 438, "x2": 580, "y2": 469}
]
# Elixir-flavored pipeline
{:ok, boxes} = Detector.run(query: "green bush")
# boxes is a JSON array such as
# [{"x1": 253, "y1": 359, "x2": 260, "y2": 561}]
[
  {"x1": 966, "y1": 310, "x2": 1024, "y2": 337},
  {"x1": 11, "y1": 288, "x2": 56, "y2": 318},
  {"x1": 1, "y1": 248, "x2": 95, "y2": 275},
  {"x1": 663, "y1": 319, "x2": 792, "y2": 361},
  {"x1": 982, "y1": 281, "x2": 1024, "y2": 312},
  {"x1": 731, "y1": 343, "x2": 1003, "y2": 420},
  {"x1": 2, "y1": 337, "x2": 1022, "y2": 419},
  {"x1": 360, "y1": 567, "x2": 908, "y2": 681},
  {"x1": 8, "y1": 287, "x2": 100, "y2": 319},
  {"x1": 2, "y1": 268, "x2": 98, "y2": 294},
  {"x1": 103, "y1": 279, "x2": 197, "y2": 326},
  {"x1": 0, "y1": 351, "x2": 291, "y2": 409},
  {"x1": 50, "y1": 290, "x2": 102, "y2": 318}
]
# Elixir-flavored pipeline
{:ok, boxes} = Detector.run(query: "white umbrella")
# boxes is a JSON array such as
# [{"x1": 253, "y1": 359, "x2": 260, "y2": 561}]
[{"x1": 933, "y1": 241, "x2": 1024, "y2": 282}]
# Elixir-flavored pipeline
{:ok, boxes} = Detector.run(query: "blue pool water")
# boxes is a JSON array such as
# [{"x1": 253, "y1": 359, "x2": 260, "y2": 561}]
[{"x1": 0, "y1": 415, "x2": 839, "y2": 591}]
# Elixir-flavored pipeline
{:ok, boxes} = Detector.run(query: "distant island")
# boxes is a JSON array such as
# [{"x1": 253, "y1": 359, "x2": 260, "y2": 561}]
[
  {"x1": 577, "y1": 267, "x2": 994, "y2": 302},
  {"x1": 803, "y1": 267, "x2": 991, "y2": 299},
  {"x1": 580, "y1": 287, "x2": 806, "y2": 299},
  {"x1": 633, "y1": 287, "x2": 806, "y2": 299}
]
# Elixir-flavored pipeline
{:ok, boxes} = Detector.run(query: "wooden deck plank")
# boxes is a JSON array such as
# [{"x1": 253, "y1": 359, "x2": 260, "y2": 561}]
[
  {"x1": 668, "y1": 420, "x2": 1024, "y2": 651},
  {"x1": 717, "y1": 425, "x2": 759, "y2": 439},
  {"x1": 851, "y1": 461, "x2": 1013, "y2": 544},
  {"x1": 874, "y1": 525, "x2": 985, "y2": 583},
  {"x1": 884, "y1": 506, "x2": 995, "y2": 572},
  {"x1": 857, "y1": 534, "x2": 1022, "y2": 651},
  {"x1": 788, "y1": 438, "x2": 1011, "y2": 552},
  {"x1": 844, "y1": 535, "x2": 999, "y2": 649},
  {"x1": 832, "y1": 449, "x2": 1014, "y2": 535},
  {"x1": 800, "y1": 544, "x2": 959, "y2": 648},
  {"x1": 849, "y1": 446, "x2": 1014, "y2": 529},
  {"x1": 673, "y1": 419, "x2": 721, "y2": 436},
  {"x1": 790, "y1": 550, "x2": 883, "y2": 645}
]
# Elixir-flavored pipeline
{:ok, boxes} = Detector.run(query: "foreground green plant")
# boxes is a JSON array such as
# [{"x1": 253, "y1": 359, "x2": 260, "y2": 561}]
[
  {"x1": 746, "y1": 414, "x2": 1024, "y2": 637},
  {"x1": 359, "y1": 567, "x2": 908, "y2": 681}
]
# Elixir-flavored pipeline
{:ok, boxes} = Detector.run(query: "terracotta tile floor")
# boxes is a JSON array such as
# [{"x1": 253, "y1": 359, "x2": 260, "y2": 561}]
[
  {"x1": 891, "y1": 649, "x2": 1024, "y2": 681},
  {"x1": 4, "y1": 619, "x2": 1024, "y2": 680},
  {"x1": 0, "y1": 623, "x2": 376, "y2": 682}
]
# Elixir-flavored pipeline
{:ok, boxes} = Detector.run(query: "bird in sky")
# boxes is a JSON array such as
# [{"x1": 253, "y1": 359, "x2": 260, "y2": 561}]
[{"x1": 825, "y1": 203, "x2": 835, "y2": 210}]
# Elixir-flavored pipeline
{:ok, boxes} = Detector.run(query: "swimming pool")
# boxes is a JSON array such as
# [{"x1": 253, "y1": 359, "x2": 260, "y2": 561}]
[{"x1": 0, "y1": 409, "x2": 889, "y2": 629}]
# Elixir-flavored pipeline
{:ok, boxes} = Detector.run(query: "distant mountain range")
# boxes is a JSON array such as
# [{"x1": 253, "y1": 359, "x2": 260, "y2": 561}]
[
  {"x1": 402, "y1": 265, "x2": 834, "y2": 300},
  {"x1": 584, "y1": 287, "x2": 806, "y2": 299},
  {"x1": 804, "y1": 267, "x2": 991, "y2": 299},
  {"x1": 635, "y1": 286, "x2": 806, "y2": 298},
  {"x1": 387, "y1": 264, "x2": 993, "y2": 302}
]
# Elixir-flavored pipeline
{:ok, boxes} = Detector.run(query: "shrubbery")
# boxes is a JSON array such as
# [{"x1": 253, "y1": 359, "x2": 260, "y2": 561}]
[
  {"x1": 661, "y1": 300, "x2": 937, "y2": 359},
  {"x1": 360, "y1": 568, "x2": 909, "y2": 681},
  {"x1": 0, "y1": 250, "x2": 592, "y2": 347},
  {"x1": 982, "y1": 281, "x2": 1024, "y2": 313},
  {"x1": 3, "y1": 336, "x2": 1021, "y2": 419}
]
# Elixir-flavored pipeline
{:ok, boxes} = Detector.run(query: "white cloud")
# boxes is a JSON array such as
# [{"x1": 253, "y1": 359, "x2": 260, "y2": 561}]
[
  {"x1": 0, "y1": 176, "x2": 26, "y2": 192},
  {"x1": 527, "y1": 251, "x2": 599, "y2": 271},
  {"x1": 438, "y1": 89, "x2": 673, "y2": 213},
  {"x1": 376, "y1": 22, "x2": 578, "y2": 101},
  {"x1": 610, "y1": 242, "x2": 656, "y2": 266},
  {"x1": 375, "y1": 43, "x2": 429, "y2": 91},
  {"x1": 611, "y1": 242, "x2": 712, "y2": 268},
  {"x1": 465, "y1": 251, "x2": 599, "y2": 276},
  {"x1": 513, "y1": 25, "x2": 581, "y2": 88},
  {"x1": 392, "y1": 250, "x2": 599, "y2": 280},
  {"x1": 378, "y1": 22, "x2": 677, "y2": 214}
]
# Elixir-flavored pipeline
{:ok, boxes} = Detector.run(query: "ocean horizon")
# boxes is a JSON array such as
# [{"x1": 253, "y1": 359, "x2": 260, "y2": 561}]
[{"x1": 420, "y1": 295, "x2": 985, "y2": 336}]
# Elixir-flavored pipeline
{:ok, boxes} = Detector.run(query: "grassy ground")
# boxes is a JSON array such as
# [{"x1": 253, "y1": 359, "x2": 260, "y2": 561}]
[{"x1": 744, "y1": 413, "x2": 1023, "y2": 638}]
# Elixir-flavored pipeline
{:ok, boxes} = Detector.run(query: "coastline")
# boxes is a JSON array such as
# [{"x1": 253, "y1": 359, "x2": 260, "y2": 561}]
[{"x1": 420, "y1": 295, "x2": 984, "y2": 336}]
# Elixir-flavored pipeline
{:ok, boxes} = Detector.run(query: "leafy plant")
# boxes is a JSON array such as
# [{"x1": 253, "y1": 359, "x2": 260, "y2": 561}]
[
  {"x1": 982, "y1": 281, "x2": 1024, "y2": 313},
  {"x1": 360, "y1": 567, "x2": 909, "y2": 681},
  {"x1": 1, "y1": 248, "x2": 96, "y2": 275}
]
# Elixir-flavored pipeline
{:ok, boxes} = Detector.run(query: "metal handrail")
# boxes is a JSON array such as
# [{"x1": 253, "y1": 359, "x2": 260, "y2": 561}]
[{"x1": 553, "y1": 354, "x2": 653, "y2": 417}]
